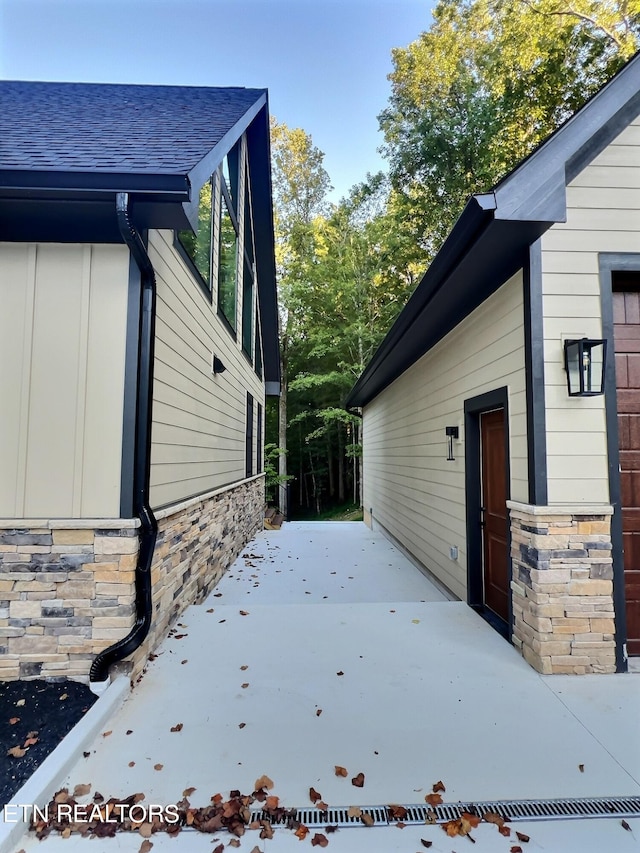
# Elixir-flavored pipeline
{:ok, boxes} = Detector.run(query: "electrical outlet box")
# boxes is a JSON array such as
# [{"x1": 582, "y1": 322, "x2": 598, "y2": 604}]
[{"x1": 449, "y1": 545, "x2": 458, "y2": 561}]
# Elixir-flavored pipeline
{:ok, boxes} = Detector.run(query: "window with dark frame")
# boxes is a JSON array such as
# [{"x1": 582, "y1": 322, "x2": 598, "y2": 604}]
[
  {"x1": 218, "y1": 191, "x2": 238, "y2": 331},
  {"x1": 257, "y1": 403, "x2": 263, "y2": 474},
  {"x1": 242, "y1": 174, "x2": 255, "y2": 358},
  {"x1": 177, "y1": 180, "x2": 213, "y2": 289},
  {"x1": 246, "y1": 392, "x2": 254, "y2": 478}
]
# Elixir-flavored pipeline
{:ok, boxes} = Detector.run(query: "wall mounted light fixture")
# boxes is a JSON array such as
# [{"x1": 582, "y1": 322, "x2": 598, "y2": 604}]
[
  {"x1": 445, "y1": 426, "x2": 459, "y2": 461},
  {"x1": 212, "y1": 355, "x2": 226, "y2": 375},
  {"x1": 563, "y1": 338, "x2": 606, "y2": 396}
]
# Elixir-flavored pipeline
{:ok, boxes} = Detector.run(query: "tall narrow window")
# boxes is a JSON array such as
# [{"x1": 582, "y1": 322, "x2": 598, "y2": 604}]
[
  {"x1": 218, "y1": 191, "x2": 238, "y2": 331},
  {"x1": 242, "y1": 177, "x2": 255, "y2": 357},
  {"x1": 246, "y1": 393, "x2": 254, "y2": 478},
  {"x1": 257, "y1": 403, "x2": 263, "y2": 474},
  {"x1": 177, "y1": 180, "x2": 213, "y2": 288}
]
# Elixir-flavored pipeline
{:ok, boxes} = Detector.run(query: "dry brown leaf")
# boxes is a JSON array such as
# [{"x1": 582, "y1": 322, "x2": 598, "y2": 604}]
[
  {"x1": 510, "y1": 847, "x2": 523, "y2": 853},
  {"x1": 139, "y1": 841, "x2": 153, "y2": 853},
  {"x1": 241, "y1": 683, "x2": 249, "y2": 689},
  {"x1": 181, "y1": 660, "x2": 188, "y2": 665},
  {"x1": 206, "y1": 608, "x2": 214, "y2": 613},
  {"x1": 424, "y1": 793, "x2": 442, "y2": 807},
  {"x1": 295, "y1": 824, "x2": 309, "y2": 840},
  {"x1": 228, "y1": 841, "x2": 241, "y2": 848},
  {"x1": 309, "y1": 787, "x2": 322, "y2": 804},
  {"x1": 515, "y1": 831, "x2": 530, "y2": 842},
  {"x1": 316, "y1": 709, "x2": 322, "y2": 716},
  {"x1": 240, "y1": 665, "x2": 249, "y2": 671},
  {"x1": 317, "y1": 801, "x2": 328, "y2": 812},
  {"x1": 622, "y1": 819, "x2": 632, "y2": 832},
  {"x1": 72, "y1": 783, "x2": 91, "y2": 797},
  {"x1": 7, "y1": 746, "x2": 26, "y2": 758},
  {"x1": 255, "y1": 774, "x2": 274, "y2": 790},
  {"x1": 153, "y1": 763, "x2": 163, "y2": 771},
  {"x1": 351, "y1": 772, "x2": 365, "y2": 788},
  {"x1": 499, "y1": 824, "x2": 512, "y2": 837},
  {"x1": 388, "y1": 805, "x2": 408, "y2": 820},
  {"x1": 9, "y1": 717, "x2": 19, "y2": 725},
  {"x1": 420, "y1": 841, "x2": 433, "y2": 849},
  {"x1": 170, "y1": 723, "x2": 183, "y2": 732},
  {"x1": 182, "y1": 786, "x2": 196, "y2": 797},
  {"x1": 432, "y1": 780, "x2": 446, "y2": 793},
  {"x1": 102, "y1": 730, "x2": 112, "y2": 738},
  {"x1": 396, "y1": 821, "x2": 406, "y2": 829},
  {"x1": 335, "y1": 765, "x2": 348, "y2": 777},
  {"x1": 239, "y1": 610, "x2": 249, "y2": 616},
  {"x1": 336, "y1": 671, "x2": 344, "y2": 676},
  {"x1": 128, "y1": 761, "x2": 135, "y2": 767},
  {"x1": 61, "y1": 828, "x2": 71, "y2": 839},
  {"x1": 239, "y1": 722, "x2": 246, "y2": 729},
  {"x1": 347, "y1": 806, "x2": 362, "y2": 818},
  {"x1": 311, "y1": 832, "x2": 329, "y2": 847},
  {"x1": 483, "y1": 812, "x2": 506, "y2": 828},
  {"x1": 361, "y1": 813, "x2": 374, "y2": 827},
  {"x1": 138, "y1": 823, "x2": 153, "y2": 838}
]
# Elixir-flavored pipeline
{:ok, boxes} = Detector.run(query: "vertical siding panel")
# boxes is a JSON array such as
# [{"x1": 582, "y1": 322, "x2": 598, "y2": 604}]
[
  {"x1": 82, "y1": 245, "x2": 129, "y2": 516},
  {"x1": 71, "y1": 246, "x2": 92, "y2": 516}
]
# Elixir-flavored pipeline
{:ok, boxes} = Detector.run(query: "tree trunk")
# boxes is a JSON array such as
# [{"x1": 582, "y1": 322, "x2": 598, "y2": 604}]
[
  {"x1": 278, "y1": 337, "x2": 288, "y2": 518},
  {"x1": 337, "y1": 424, "x2": 345, "y2": 503}
]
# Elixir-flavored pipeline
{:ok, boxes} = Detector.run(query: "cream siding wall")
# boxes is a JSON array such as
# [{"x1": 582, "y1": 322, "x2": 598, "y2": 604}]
[
  {"x1": 363, "y1": 270, "x2": 527, "y2": 599},
  {"x1": 0, "y1": 243, "x2": 129, "y2": 518},
  {"x1": 148, "y1": 140, "x2": 264, "y2": 508},
  {"x1": 541, "y1": 117, "x2": 640, "y2": 504}
]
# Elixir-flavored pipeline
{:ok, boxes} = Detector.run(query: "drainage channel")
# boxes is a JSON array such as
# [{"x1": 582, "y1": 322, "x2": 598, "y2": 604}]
[{"x1": 246, "y1": 796, "x2": 640, "y2": 828}]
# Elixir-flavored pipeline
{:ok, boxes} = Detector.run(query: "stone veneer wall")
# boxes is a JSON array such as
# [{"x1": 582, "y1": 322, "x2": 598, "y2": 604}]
[
  {"x1": 0, "y1": 475, "x2": 265, "y2": 683},
  {"x1": 508, "y1": 500, "x2": 616, "y2": 674},
  {"x1": 0, "y1": 521, "x2": 138, "y2": 682},
  {"x1": 127, "y1": 475, "x2": 264, "y2": 680}
]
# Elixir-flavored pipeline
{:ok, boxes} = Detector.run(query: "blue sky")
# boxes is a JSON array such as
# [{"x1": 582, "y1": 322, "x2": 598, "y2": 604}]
[{"x1": 0, "y1": 0, "x2": 433, "y2": 201}]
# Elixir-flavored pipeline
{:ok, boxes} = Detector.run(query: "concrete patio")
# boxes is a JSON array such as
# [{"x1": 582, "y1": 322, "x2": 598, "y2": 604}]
[{"x1": 5, "y1": 521, "x2": 640, "y2": 851}]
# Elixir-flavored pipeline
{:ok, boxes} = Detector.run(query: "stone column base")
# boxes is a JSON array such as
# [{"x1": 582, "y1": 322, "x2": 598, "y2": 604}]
[{"x1": 508, "y1": 501, "x2": 616, "y2": 674}]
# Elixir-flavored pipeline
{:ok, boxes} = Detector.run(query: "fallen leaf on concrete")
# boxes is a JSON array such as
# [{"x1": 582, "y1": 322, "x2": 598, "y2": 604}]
[
  {"x1": 239, "y1": 610, "x2": 249, "y2": 616},
  {"x1": 351, "y1": 773, "x2": 365, "y2": 788},
  {"x1": 361, "y1": 813, "x2": 374, "y2": 827},
  {"x1": 182, "y1": 787, "x2": 196, "y2": 797},
  {"x1": 316, "y1": 709, "x2": 322, "y2": 717},
  {"x1": 335, "y1": 766, "x2": 348, "y2": 777},
  {"x1": 511, "y1": 847, "x2": 523, "y2": 853},
  {"x1": 239, "y1": 722, "x2": 246, "y2": 729},
  {"x1": 424, "y1": 793, "x2": 442, "y2": 807},
  {"x1": 317, "y1": 801, "x2": 328, "y2": 811},
  {"x1": 499, "y1": 824, "x2": 512, "y2": 837},
  {"x1": 420, "y1": 840, "x2": 433, "y2": 848},
  {"x1": 206, "y1": 608, "x2": 214, "y2": 613},
  {"x1": 311, "y1": 832, "x2": 329, "y2": 847},
  {"x1": 388, "y1": 805, "x2": 407, "y2": 820},
  {"x1": 309, "y1": 787, "x2": 322, "y2": 804},
  {"x1": 483, "y1": 812, "x2": 507, "y2": 828},
  {"x1": 579, "y1": 764, "x2": 584, "y2": 773},
  {"x1": 432, "y1": 780, "x2": 446, "y2": 793},
  {"x1": 516, "y1": 831, "x2": 530, "y2": 842},
  {"x1": 254, "y1": 774, "x2": 274, "y2": 791},
  {"x1": 241, "y1": 683, "x2": 249, "y2": 689},
  {"x1": 126, "y1": 730, "x2": 133, "y2": 735},
  {"x1": 347, "y1": 807, "x2": 362, "y2": 818},
  {"x1": 181, "y1": 660, "x2": 188, "y2": 665},
  {"x1": 295, "y1": 824, "x2": 309, "y2": 840},
  {"x1": 7, "y1": 746, "x2": 26, "y2": 758},
  {"x1": 139, "y1": 841, "x2": 153, "y2": 853},
  {"x1": 240, "y1": 665, "x2": 249, "y2": 671},
  {"x1": 138, "y1": 823, "x2": 153, "y2": 838},
  {"x1": 128, "y1": 761, "x2": 135, "y2": 767},
  {"x1": 170, "y1": 723, "x2": 183, "y2": 732},
  {"x1": 102, "y1": 730, "x2": 112, "y2": 737},
  {"x1": 622, "y1": 820, "x2": 632, "y2": 831},
  {"x1": 72, "y1": 784, "x2": 91, "y2": 797},
  {"x1": 336, "y1": 671, "x2": 344, "y2": 676},
  {"x1": 153, "y1": 764, "x2": 163, "y2": 771}
]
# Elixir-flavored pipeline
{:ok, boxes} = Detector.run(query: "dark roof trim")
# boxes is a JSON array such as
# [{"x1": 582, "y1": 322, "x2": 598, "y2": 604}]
[
  {"x1": 184, "y1": 92, "x2": 268, "y2": 230},
  {"x1": 347, "y1": 51, "x2": 640, "y2": 409},
  {"x1": 0, "y1": 169, "x2": 190, "y2": 197}
]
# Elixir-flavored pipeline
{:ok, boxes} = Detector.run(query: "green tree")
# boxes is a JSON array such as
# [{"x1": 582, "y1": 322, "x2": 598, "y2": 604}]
[{"x1": 379, "y1": 0, "x2": 640, "y2": 268}]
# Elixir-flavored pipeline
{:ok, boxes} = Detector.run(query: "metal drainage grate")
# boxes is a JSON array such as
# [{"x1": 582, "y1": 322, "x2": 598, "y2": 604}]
[{"x1": 248, "y1": 796, "x2": 640, "y2": 828}]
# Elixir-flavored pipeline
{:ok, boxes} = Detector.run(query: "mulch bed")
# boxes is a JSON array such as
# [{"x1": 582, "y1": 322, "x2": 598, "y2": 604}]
[{"x1": 0, "y1": 680, "x2": 97, "y2": 808}]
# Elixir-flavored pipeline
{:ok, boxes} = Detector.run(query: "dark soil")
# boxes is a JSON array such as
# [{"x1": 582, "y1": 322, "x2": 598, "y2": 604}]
[{"x1": 0, "y1": 679, "x2": 97, "y2": 807}]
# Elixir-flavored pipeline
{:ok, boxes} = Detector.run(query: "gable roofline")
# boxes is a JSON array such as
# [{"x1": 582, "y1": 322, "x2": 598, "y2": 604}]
[{"x1": 346, "y1": 51, "x2": 640, "y2": 409}]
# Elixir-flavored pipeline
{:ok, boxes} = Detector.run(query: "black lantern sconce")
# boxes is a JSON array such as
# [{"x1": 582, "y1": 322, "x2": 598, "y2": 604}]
[
  {"x1": 445, "y1": 426, "x2": 459, "y2": 461},
  {"x1": 563, "y1": 338, "x2": 606, "y2": 397}
]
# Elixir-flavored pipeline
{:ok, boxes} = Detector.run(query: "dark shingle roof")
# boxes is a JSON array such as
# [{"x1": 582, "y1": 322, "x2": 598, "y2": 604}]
[{"x1": 0, "y1": 80, "x2": 265, "y2": 175}]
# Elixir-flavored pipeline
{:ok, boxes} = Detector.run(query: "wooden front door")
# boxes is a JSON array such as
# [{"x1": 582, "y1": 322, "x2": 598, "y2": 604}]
[
  {"x1": 613, "y1": 282, "x2": 640, "y2": 655},
  {"x1": 481, "y1": 408, "x2": 509, "y2": 623}
]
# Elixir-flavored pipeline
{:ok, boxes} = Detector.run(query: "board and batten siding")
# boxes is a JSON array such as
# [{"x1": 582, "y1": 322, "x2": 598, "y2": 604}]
[
  {"x1": 0, "y1": 243, "x2": 129, "y2": 518},
  {"x1": 362, "y1": 270, "x2": 527, "y2": 600},
  {"x1": 148, "y1": 148, "x2": 263, "y2": 508},
  {"x1": 540, "y1": 117, "x2": 640, "y2": 504}
]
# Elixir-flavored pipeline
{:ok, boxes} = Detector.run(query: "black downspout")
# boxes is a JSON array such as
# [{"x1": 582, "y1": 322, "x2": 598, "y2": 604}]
[{"x1": 90, "y1": 192, "x2": 158, "y2": 683}]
